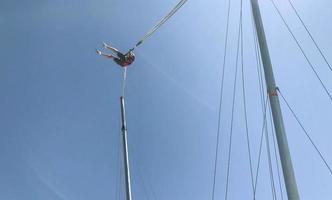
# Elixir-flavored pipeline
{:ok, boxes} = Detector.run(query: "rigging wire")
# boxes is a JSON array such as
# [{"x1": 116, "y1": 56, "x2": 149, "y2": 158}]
[
  {"x1": 250, "y1": 5, "x2": 278, "y2": 198},
  {"x1": 269, "y1": 0, "x2": 332, "y2": 101},
  {"x1": 249, "y1": 4, "x2": 268, "y2": 198},
  {"x1": 211, "y1": 0, "x2": 232, "y2": 198},
  {"x1": 131, "y1": 142, "x2": 158, "y2": 200},
  {"x1": 138, "y1": 165, "x2": 158, "y2": 200},
  {"x1": 133, "y1": 160, "x2": 152, "y2": 200},
  {"x1": 254, "y1": 42, "x2": 278, "y2": 199},
  {"x1": 224, "y1": 5, "x2": 242, "y2": 199},
  {"x1": 286, "y1": 0, "x2": 332, "y2": 72},
  {"x1": 138, "y1": 170, "x2": 152, "y2": 200},
  {"x1": 251, "y1": 17, "x2": 265, "y2": 111},
  {"x1": 268, "y1": 104, "x2": 285, "y2": 200},
  {"x1": 253, "y1": 97, "x2": 279, "y2": 200},
  {"x1": 249, "y1": 0, "x2": 268, "y2": 118},
  {"x1": 255, "y1": 61, "x2": 276, "y2": 199},
  {"x1": 253, "y1": 98, "x2": 269, "y2": 197},
  {"x1": 135, "y1": 0, "x2": 188, "y2": 48},
  {"x1": 264, "y1": 108, "x2": 278, "y2": 200},
  {"x1": 240, "y1": 9, "x2": 255, "y2": 198},
  {"x1": 257, "y1": 66, "x2": 278, "y2": 200},
  {"x1": 277, "y1": 89, "x2": 332, "y2": 176}
]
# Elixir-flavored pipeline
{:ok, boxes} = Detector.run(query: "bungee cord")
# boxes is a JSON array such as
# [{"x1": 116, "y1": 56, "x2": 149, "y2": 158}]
[
  {"x1": 114, "y1": 2, "x2": 188, "y2": 197},
  {"x1": 134, "y1": 0, "x2": 188, "y2": 49},
  {"x1": 97, "y1": 0, "x2": 188, "y2": 69},
  {"x1": 114, "y1": 0, "x2": 188, "y2": 95}
]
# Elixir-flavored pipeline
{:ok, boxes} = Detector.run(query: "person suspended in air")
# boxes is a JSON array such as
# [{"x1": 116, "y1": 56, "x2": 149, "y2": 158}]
[{"x1": 96, "y1": 42, "x2": 135, "y2": 67}]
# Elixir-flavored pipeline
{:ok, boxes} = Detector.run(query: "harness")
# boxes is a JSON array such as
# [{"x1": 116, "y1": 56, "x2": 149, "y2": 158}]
[{"x1": 116, "y1": 54, "x2": 135, "y2": 67}]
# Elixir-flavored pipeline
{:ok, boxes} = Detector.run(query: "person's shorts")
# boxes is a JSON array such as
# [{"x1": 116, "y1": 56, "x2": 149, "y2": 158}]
[{"x1": 114, "y1": 58, "x2": 124, "y2": 66}]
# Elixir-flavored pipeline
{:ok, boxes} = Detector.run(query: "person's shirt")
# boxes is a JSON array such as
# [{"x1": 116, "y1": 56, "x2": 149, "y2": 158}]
[{"x1": 122, "y1": 52, "x2": 135, "y2": 66}]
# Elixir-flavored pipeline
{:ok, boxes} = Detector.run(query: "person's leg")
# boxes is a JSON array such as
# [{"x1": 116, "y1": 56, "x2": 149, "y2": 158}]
[
  {"x1": 103, "y1": 42, "x2": 120, "y2": 55},
  {"x1": 96, "y1": 49, "x2": 114, "y2": 58}
]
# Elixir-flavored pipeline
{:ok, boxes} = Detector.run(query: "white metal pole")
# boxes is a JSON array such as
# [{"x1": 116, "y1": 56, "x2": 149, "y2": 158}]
[{"x1": 250, "y1": 0, "x2": 300, "y2": 199}]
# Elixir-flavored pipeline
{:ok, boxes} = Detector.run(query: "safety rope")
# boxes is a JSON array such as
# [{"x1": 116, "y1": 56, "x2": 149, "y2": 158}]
[
  {"x1": 122, "y1": 67, "x2": 127, "y2": 97},
  {"x1": 134, "y1": 0, "x2": 188, "y2": 49}
]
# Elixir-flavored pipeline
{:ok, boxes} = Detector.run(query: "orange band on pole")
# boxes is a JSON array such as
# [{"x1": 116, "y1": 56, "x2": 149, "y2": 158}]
[{"x1": 269, "y1": 90, "x2": 278, "y2": 96}]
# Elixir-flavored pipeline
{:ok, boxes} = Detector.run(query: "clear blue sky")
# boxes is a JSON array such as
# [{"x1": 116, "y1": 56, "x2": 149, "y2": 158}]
[{"x1": 1, "y1": 0, "x2": 332, "y2": 199}]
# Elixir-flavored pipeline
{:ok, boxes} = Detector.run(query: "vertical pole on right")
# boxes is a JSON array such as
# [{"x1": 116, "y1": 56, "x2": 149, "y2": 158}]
[{"x1": 250, "y1": 0, "x2": 300, "y2": 199}]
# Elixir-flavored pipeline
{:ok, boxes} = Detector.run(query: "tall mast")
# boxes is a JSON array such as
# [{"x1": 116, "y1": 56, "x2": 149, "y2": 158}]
[
  {"x1": 120, "y1": 96, "x2": 133, "y2": 200},
  {"x1": 249, "y1": 0, "x2": 300, "y2": 199}
]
